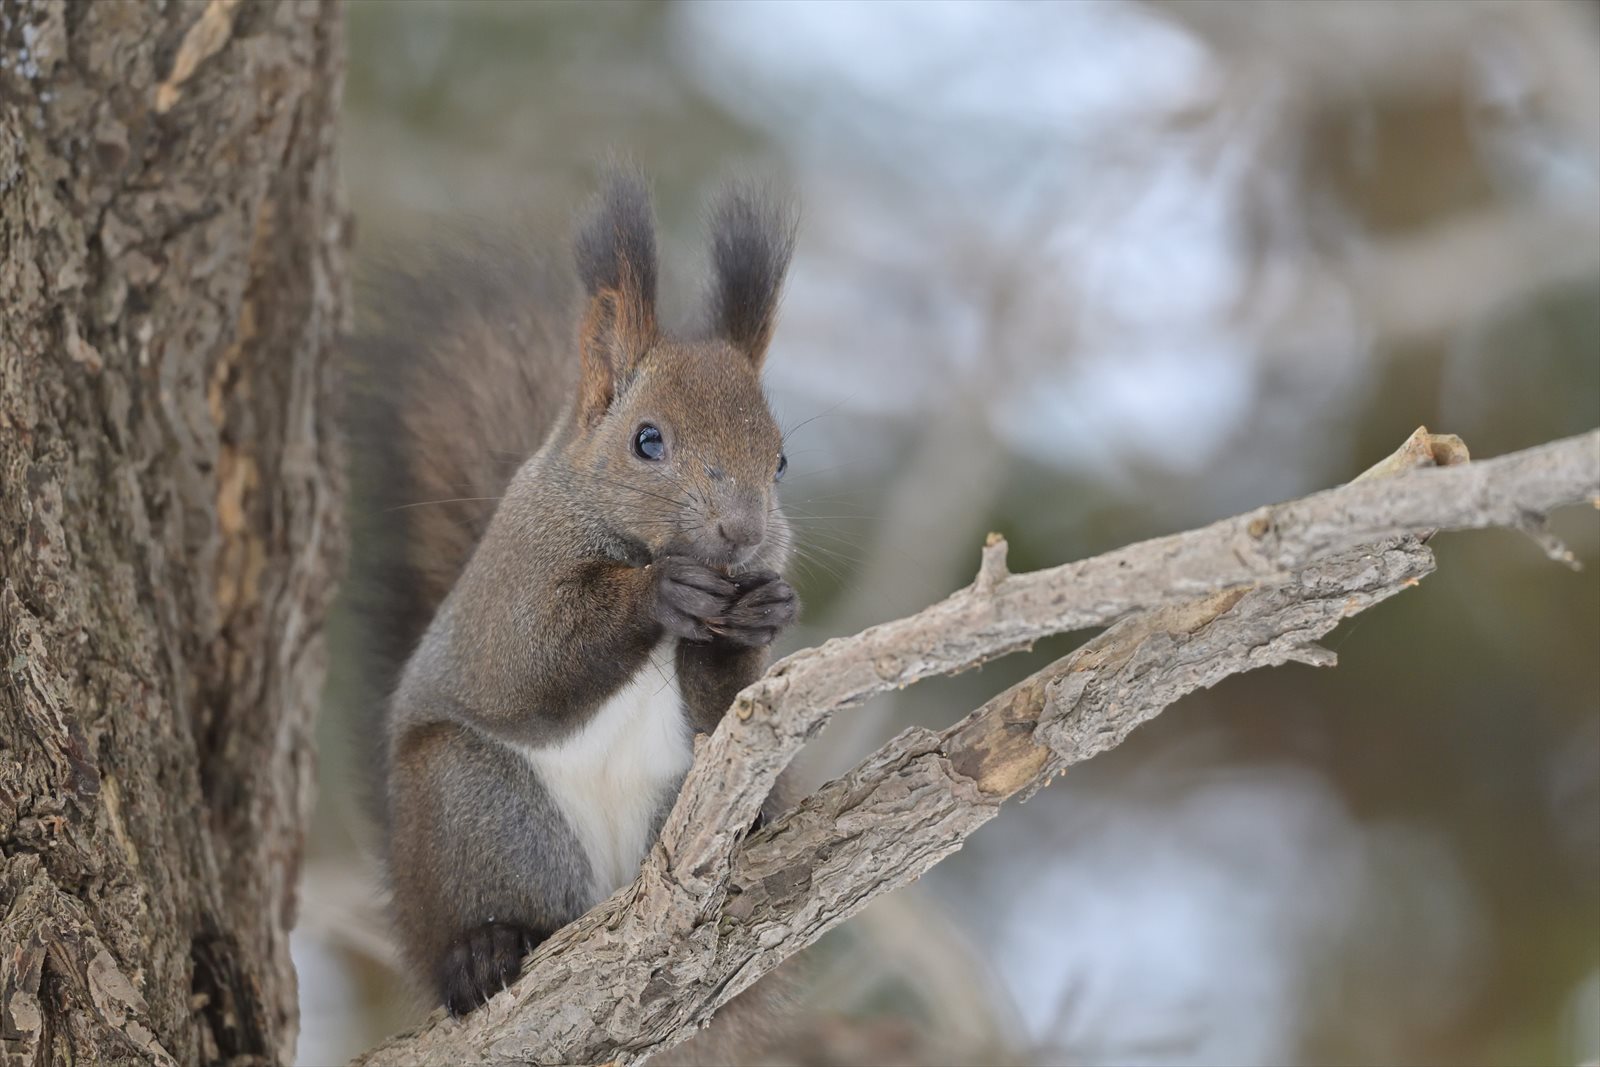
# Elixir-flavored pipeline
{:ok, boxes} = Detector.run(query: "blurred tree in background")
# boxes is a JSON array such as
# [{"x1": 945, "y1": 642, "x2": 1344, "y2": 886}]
[{"x1": 300, "y1": 3, "x2": 1600, "y2": 1064}]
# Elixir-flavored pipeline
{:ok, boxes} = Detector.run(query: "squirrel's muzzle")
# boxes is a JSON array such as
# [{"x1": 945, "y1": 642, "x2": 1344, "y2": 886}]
[{"x1": 707, "y1": 497, "x2": 766, "y2": 566}]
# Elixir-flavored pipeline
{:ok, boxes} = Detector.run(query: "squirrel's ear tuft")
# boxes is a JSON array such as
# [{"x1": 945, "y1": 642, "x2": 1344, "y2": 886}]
[
  {"x1": 574, "y1": 171, "x2": 659, "y2": 424},
  {"x1": 706, "y1": 186, "x2": 796, "y2": 369}
]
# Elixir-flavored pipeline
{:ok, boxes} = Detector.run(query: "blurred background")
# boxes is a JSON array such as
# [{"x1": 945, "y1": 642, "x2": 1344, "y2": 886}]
[{"x1": 297, "y1": 2, "x2": 1600, "y2": 1064}]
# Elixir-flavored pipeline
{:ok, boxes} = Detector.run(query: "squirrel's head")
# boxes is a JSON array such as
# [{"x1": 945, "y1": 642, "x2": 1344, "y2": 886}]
[{"x1": 566, "y1": 174, "x2": 796, "y2": 573}]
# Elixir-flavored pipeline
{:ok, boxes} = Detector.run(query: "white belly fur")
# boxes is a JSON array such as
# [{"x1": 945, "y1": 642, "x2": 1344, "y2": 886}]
[{"x1": 516, "y1": 641, "x2": 693, "y2": 899}]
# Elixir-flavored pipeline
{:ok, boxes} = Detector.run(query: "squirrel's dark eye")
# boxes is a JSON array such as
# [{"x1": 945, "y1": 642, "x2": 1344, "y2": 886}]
[
  {"x1": 633, "y1": 424, "x2": 666, "y2": 461},
  {"x1": 775, "y1": 452, "x2": 788, "y2": 482}
]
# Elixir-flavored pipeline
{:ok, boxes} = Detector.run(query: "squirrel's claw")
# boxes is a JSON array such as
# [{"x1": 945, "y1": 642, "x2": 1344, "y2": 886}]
[{"x1": 439, "y1": 921, "x2": 540, "y2": 1017}]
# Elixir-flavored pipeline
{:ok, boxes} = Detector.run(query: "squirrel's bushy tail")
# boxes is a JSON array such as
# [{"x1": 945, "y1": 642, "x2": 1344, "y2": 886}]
[{"x1": 344, "y1": 234, "x2": 577, "y2": 724}]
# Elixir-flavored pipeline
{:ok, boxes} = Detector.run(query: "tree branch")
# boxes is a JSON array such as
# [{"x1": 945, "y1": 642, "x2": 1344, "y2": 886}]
[{"x1": 354, "y1": 428, "x2": 1598, "y2": 1066}]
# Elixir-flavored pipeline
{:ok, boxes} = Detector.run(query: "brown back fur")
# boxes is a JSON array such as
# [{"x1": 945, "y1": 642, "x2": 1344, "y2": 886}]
[{"x1": 346, "y1": 235, "x2": 576, "y2": 686}]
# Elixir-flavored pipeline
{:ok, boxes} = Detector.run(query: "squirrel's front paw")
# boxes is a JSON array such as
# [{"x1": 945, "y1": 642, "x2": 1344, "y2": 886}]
[
  {"x1": 709, "y1": 570, "x2": 799, "y2": 648},
  {"x1": 651, "y1": 556, "x2": 737, "y2": 642},
  {"x1": 438, "y1": 921, "x2": 540, "y2": 1016}
]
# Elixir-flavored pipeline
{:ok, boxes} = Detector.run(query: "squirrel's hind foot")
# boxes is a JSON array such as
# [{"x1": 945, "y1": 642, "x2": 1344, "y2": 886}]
[{"x1": 439, "y1": 921, "x2": 546, "y2": 1016}]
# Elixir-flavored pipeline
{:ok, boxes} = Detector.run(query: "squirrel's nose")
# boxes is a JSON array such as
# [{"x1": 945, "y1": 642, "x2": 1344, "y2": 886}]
[{"x1": 716, "y1": 515, "x2": 764, "y2": 551}]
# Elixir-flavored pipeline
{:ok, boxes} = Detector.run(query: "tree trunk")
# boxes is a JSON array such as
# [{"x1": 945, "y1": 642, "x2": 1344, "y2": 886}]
[{"x1": 0, "y1": 2, "x2": 345, "y2": 1064}]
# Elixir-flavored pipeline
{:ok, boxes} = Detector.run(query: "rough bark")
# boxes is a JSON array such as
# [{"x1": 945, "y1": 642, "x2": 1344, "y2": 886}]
[
  {"x1": 0, "y1": 2, "x2": 345, "y2": 1064},
  {"x1": 355, "y1": 428, "x2": 1599, "y2": 1067}
]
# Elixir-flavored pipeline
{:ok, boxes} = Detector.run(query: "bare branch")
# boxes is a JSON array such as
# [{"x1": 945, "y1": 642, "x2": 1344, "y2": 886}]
[
  {"x1": 354, "y1": 428, "x2": 1598, "y2": 1067},
  {"x1": 664, "y1": 429, "x2": 1597, "y2": 892}
]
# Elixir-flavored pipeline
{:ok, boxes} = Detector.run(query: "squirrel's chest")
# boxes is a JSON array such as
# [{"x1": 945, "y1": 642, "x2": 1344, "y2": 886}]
[{"x1": 517, "y1": 641, "x2": 693, "y2": 899}]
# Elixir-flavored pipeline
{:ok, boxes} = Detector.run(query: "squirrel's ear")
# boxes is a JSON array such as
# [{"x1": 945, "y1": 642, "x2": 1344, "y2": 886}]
[
  {"x1": 706, "y1": 186, "x2": 796, "y2": 370},
  {"x1": 574, "y1": 173, "x2": 658, "y2": 425}
]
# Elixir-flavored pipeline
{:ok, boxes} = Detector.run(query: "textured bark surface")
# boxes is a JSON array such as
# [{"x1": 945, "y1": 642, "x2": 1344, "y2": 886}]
[
  {"x1": 355, "y1": 428, "x2": 1599, "y2": 1067},
  {"x1": 0, "y1": 2, "x2": 345, "y2": 1064}
]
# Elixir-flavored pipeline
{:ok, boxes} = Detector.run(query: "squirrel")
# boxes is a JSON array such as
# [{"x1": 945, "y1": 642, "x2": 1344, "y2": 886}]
[{"x1": 347, "y1": 173, "x2": 800, "y2": 1017}]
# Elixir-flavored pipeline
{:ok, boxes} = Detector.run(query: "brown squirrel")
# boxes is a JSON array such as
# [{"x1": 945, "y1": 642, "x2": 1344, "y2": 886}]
[{"x1": 348, "y1": 173, "x2": 800, "y2": 1016}]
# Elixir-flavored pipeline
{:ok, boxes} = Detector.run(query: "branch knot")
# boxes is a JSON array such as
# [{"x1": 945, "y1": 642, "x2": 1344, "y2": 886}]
[{"x1": 975, "y1": 532, "x2": 1010, "y2": 593}]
